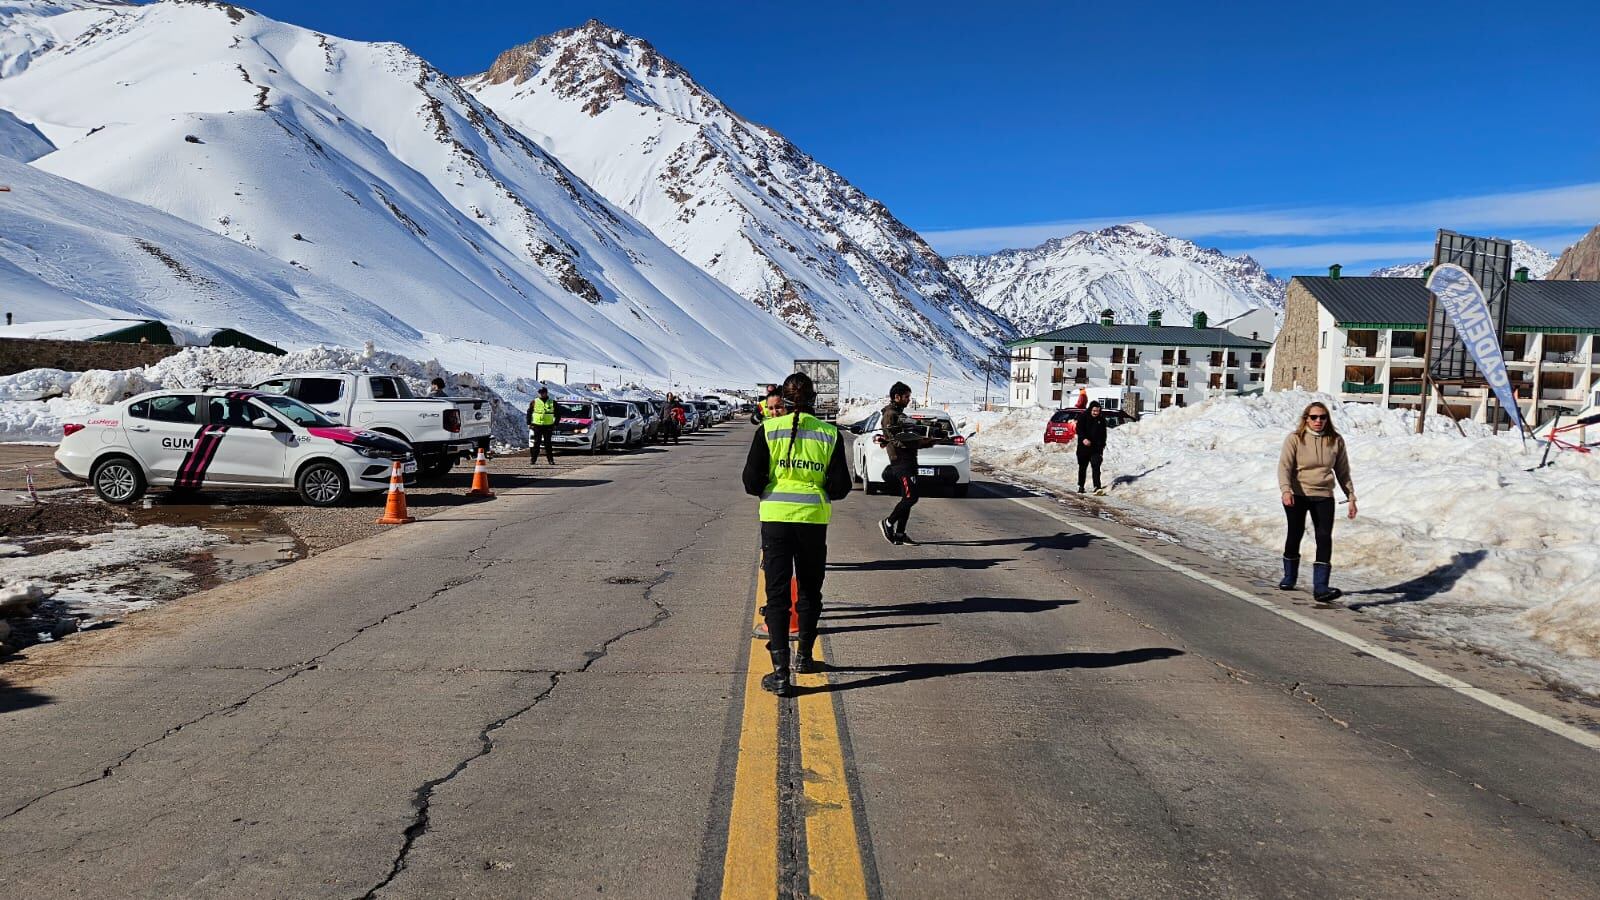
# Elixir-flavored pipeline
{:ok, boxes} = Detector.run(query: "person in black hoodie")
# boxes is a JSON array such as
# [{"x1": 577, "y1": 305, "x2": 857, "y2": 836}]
[{"x1": 1076, "y1": 401, "x2": 1108, "y2": 495}]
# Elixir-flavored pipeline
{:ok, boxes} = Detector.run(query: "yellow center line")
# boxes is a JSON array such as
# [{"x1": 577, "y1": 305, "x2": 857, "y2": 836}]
[
  {"x1": 720, "y1": 557, "x2": 871, "y2": 899},
  {"x1": 720, "y1": 566, "x2": 780, "y2": 900},
  {"x1": 795, "y1": 644, "x2": 869, "y2": 900}
]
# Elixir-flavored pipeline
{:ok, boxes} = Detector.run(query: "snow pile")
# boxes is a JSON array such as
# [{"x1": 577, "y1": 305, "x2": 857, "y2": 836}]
[
  {"x1": 66, "y1": 368, "x2": 156, "y2": 403},
  {"x1": 972, "y1": 392, "x2": 1600, "y2": 693},
  {"x1": 0, "y1": 367, "x2": 75, "y2": 400}
]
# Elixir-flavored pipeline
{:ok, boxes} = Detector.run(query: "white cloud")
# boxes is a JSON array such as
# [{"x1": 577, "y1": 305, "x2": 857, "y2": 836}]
[{"x1": 924, "y1": 182, "x2": 1600, "y2": 256}]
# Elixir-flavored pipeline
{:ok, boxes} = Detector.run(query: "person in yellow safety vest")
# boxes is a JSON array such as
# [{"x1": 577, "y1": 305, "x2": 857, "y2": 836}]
[
  {"x1": 741, "y1": 372, "x2": 852, "y2": 696},
  {"x1": 527, "y1": 386, "x2": 557, "y2": 465},
  {"x1": 750, "y1": 384, "x2": 781, "y2": 424}
]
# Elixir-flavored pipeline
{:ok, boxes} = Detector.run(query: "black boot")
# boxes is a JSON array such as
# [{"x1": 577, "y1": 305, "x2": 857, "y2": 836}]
[
  {"x1": 760, "y1": 647, "x2": 791, "y2": 696},
  {"x1": 794, "y1": 635, "x2": 822, "y2": 674},
  {"x1": 1278, "y1": 556, "x2": 1299, "y2": 591},
  {"x1": 1312, "y1": 562, "x2": 1342, "y2": 605}
]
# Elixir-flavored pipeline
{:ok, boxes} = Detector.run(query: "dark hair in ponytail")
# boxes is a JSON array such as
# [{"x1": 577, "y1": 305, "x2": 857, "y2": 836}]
[{"x1": 779, "y1": 372, "x2": 816, "y2": 460}]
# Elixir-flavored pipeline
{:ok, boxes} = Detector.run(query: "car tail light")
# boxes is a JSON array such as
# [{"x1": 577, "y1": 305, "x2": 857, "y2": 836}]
[
  {"x1": 63, "y1": 423, "x2": 85, "y2": 437},
  {"x1": 444, "y1": 408, "x2": 461, "y2": 433},
  {"x1": 953, "y1": 435, "x2": 966, "y2": 446}
]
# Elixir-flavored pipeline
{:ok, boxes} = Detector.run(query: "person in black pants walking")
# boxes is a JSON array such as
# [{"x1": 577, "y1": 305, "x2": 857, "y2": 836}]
[
  {"x1": 1277, "y1": 401, "x2": 1357, "y2": 604},
  {"x1": 1075, "y1": 401, "x2": 1108, "y2": 494},
  {"x1": 878, "y1": 382, "x2": 933, "y2": 545},
  {"x1": 742, "y1": 373, "x2": 853, "y2": 694}
]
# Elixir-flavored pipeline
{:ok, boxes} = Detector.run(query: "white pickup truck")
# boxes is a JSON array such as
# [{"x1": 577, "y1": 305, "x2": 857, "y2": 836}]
[{"x1": 252, "y1": 371, "x2": 491, "y2": 478}]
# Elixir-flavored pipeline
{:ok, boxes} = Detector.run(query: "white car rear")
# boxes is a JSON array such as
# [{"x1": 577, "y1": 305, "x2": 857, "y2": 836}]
[
  {"x1": 55, "y1": 389, "x2": 415, "y2": 507},
  {"x1": 849, "y1": 408, "x2": 971, "y2": 497}
]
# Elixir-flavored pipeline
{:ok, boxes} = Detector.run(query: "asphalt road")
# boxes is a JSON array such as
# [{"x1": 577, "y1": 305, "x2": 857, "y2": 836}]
[{"x1": 2, "y1": 424, "x2": 1599, "y2": 898}]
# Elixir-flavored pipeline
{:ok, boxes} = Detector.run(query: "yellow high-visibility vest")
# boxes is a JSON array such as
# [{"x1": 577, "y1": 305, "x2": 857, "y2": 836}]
[{"x1": 759, "y1": 412, "x2": 838, "y2": 524}]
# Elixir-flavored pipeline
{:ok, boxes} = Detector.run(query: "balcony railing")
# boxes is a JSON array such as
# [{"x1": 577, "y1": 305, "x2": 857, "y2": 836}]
[
  {"x1": 1344, "y1": 346, "x2": 1371, "y2": 358},
  {"x1": 1545, "y1": 351, "x2": 1582, "y2": 364},
  {"x1": 1390, "y1": 383, "x2": 1424, "y2": 396},
  {"x1": 1341, "y1": 381, "x2": 1383, "y2": 394}
]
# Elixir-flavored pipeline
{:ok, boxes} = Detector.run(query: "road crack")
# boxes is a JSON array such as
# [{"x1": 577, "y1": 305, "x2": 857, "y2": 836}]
[{"x1": 359, "y1": 492, "x2": 725, "y2": 896}]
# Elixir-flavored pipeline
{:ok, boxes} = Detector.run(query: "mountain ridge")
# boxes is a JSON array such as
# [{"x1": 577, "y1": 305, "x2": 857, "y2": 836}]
[
  {"x1": 948, "y1": 223, "x2": 1284, "y2": 337},
  {"x1": 465, "y1": 20, "x2": 1013, "y2": 382}
]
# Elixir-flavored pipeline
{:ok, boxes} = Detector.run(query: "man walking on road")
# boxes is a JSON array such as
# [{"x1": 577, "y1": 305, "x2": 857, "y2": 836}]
[
  {"x1": 1076, "y1": 400, "x2": 1108, "y2": 494},
  {"x1": 528, "y1": 386, "x2": 556, "y2": 465},
  {"x1": 879, "y1": 381, "x2": 932, "y2": 545},
  {"x1": 742, "y1": 372, "x2": 851, "y2": 695}
]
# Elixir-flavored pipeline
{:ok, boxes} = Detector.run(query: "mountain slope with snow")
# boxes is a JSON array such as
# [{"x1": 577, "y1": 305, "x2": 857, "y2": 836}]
[
  {"x1": 948, "y1": 224, "x2": 1284, "y2": 337},
  {"x1": 1370, "y1": 239, "x2": 1558, "y2": 279},
  {"x1": 0, "y1": 0, "x2": 842, "y2": 386},
  {"x1": 465, "y1": 21, "x2": 1012, "y2": 383},
  {"x1": 0, "y1": 153, "x2": 421, "y2": 347}
]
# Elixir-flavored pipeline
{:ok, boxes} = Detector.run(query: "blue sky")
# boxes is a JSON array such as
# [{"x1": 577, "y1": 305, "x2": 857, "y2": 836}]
[{"x1": 247, "y1": 0, "x2": 1600, "y2": 274}]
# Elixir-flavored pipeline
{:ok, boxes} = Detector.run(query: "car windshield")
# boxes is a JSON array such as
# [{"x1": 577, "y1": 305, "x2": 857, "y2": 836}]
[
  {"x1": 600, "y1": 402, "x2": 632, "y2": 418},
  {"x1": 556, "y1": 402, "x2": 590, "y2": 418},
  {"x1": 255, "y1": 394, "x2": 334, "y2": 427},
  {"x1": 1049, "y1": 409, "x2": 1079, "y2": 423}
]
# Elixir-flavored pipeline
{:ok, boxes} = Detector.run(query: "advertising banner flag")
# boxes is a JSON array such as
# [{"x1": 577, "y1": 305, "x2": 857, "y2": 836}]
[{"x1": 1426, "y1": 264, "x2": 1524, "y2": 431}]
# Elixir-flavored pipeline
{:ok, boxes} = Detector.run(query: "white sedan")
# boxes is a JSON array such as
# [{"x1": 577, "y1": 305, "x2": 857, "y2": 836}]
[
  {"x1": 848, "y1": 408, "x2": 971, "y2": 497},
  {"x1": 55, "y1": 388, "x2": 415, "y2": 506}
]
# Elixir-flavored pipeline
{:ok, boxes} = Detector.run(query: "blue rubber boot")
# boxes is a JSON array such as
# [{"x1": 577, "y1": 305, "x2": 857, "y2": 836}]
[
  {"x1": 1278, "y1": 556, "x2": 1299, "y2": 591},
  {"x1": 1312, "y1": 562, "x2": 1342, "y2": 605}
]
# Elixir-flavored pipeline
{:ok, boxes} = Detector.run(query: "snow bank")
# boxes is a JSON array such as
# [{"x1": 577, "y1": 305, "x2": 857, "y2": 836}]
[
  {"x1": 0, "y1": 367, "x2": 75, "y2": 400},
  {"x1": 0, "y1": 345, "x2": 537, "y2": 446},
  {"x1": 971, "y1": 392, "x2": 1600, "y2": 694}
]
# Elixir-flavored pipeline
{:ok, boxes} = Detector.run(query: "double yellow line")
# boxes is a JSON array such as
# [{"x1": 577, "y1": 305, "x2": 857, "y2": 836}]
[{"x1": 719, "y1": 565, "x2": 870, "y2": 900}]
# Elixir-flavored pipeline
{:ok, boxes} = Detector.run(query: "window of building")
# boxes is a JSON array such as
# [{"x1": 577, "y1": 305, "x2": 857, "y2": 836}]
[{"x1": 1321, "y1": 331, "x2": 1328, "y2": 349}]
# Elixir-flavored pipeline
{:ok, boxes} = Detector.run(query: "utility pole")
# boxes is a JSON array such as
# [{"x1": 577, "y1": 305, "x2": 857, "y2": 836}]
[{"x1": 923, "y1": 363, "x2": 932, "y2": 407}]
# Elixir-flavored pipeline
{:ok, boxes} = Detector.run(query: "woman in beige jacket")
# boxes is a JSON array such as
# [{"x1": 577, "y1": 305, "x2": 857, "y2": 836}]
[{"x1": 1277, "y1": 401, "x2": 1357, "y2": 603}]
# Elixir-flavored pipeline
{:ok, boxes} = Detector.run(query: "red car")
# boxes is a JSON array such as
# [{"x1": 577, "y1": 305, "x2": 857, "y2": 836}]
[{"x1": 1043, "y1": 407, "x2": 1131, "y2": 444}]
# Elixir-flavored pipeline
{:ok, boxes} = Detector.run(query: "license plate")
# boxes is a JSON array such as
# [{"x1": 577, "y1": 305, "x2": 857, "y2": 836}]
[
  {"x1": 403, "y1": 461, "x2": 418, "y2": 474},
  {"x1": 917, "y1": 467, "x2": 936, "y2": 476}
]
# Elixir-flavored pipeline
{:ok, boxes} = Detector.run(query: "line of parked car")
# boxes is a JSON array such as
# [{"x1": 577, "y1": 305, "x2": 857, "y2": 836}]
[
  {"x1": 53, "y1": 372, "x2": 751, "y2": 508},
  {"x1": 547, "y1": 394, "x2": 740, "y2": 452}
]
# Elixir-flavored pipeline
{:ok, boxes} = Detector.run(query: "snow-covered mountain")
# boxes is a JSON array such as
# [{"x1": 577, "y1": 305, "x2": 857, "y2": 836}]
[
  {"x1": 465, "y1": 21, "x2": 1013, "y2": 381},
  {"x1": 0, "y1": 0, "x2": 839, "y2": 386},
  {"x1": 948, "y1": 224, "x2": 1284, "y2": 337},
  {"x1": 1370, "y1": 239, "x2": 1558, "y2": 279},
  {"x1": 0, "y1": 0, "x2": 127, "y2": 76}
]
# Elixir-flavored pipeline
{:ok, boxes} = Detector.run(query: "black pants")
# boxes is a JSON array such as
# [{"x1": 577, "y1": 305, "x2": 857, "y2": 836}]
[
  {"x1": 884, "y1": 463, "x2": 919, "y2": 533},
  {"x1": 761, "y1": 521, "x2": 828, "y2": 655},
  {"x1": 1283, "y1": 495, "x2": 1335, "y2": 564},
  {"x1": 1077, "y1": 449, "x2": 1103, "y2": 490},
  {"x1": 529, "y1": 425, "x2": 555, "y2": 463}
]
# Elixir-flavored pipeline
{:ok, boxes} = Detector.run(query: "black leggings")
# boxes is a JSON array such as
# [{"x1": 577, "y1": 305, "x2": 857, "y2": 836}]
[
  {"x1": 761, "y1": 521, "x2": 828, "y2": 654},
  {"x1": 1283, "y1": 496, "x2": 1335, "y2": 564}
]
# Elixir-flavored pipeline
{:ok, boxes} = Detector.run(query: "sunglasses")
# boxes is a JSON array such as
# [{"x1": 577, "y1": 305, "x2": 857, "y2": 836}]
[{"x1": 1305, "y1": 414, "x2": 1328, "y2": 421}]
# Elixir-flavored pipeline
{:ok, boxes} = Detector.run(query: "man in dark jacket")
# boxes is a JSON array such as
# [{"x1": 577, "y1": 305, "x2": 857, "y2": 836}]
[
  {"x1": 1076, "y1": 401, "x2": 1108, "y2": 494},
  {"x1": 879, "y1": 382, "x2": 933, "y2": 544}
]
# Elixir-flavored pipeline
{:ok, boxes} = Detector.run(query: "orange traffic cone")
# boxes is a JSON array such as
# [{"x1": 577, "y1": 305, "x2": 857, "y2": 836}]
[
  {"x1": 467, "y1": 447, "x2": 495, "y2": 498},
  {"x1": 374, "y1": 460, "x2": 415, "y2": 524},
  {"x1": 752, "y1": 578, "x2": 802, "y2": 640}
]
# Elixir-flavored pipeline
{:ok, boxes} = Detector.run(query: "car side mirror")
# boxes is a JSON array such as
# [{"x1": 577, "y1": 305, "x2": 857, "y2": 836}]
[{"x1": 251, "y1": 416, "x2": 280, "y2": 430}]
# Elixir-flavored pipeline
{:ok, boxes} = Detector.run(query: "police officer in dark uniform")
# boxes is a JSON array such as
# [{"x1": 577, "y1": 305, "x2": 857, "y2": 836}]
[{"x1": 741, "y1": 372, "x2": 852, "y2": 696}]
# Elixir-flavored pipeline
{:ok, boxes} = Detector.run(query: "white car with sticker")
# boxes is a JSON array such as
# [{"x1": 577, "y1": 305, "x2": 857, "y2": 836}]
[{"x1": 55, "y1": 389, "x2": 415, "y2": 507}]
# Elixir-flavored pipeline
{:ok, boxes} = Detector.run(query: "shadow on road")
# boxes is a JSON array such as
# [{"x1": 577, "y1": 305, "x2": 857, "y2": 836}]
[
  {"x1": 1346, "y1": 550, "x2": 1488, "y2": 609},
  {"x1": 824, "y1": 596, "x2": 1076, "y2": 620},
  {"x1": 828, "y1": 557, "x2": 1009, "y2": 572},
  {"x1": 0, "y1": 677, "x2": 53, "y2": 715},
  {"x1": 809, "y1": 647, "x2": 1184, "y2": 694},
  {"x1": 819, "y1": 621, "x2": 937, "y2": 636},
  {"x1": 920, "y1": 533, "x2": 1096, "y2": 552}
]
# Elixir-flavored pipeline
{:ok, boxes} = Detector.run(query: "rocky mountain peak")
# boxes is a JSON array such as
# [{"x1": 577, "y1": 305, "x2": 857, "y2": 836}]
[{"x1": 1547, "y1": 227, "x2": 1600, "y2": 281}]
